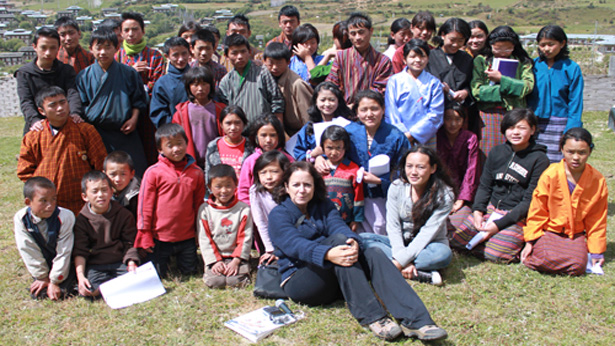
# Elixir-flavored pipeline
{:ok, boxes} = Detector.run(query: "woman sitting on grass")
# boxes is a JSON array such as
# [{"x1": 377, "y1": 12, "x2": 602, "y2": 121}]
[
  {"x1": 521, "y1": 128, "x2": 607, "y2": 276},
  {"x1": 268, "y1": 161, "x2": 448, "y2": 342}
]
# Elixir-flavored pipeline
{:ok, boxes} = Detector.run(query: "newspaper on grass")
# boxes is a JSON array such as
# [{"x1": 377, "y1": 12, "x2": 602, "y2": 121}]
[
  {"x1": 99, "y1": 261, "x2": 166, "y2": 309},
  {"x1": 225, "y1": 306, "x2": 304, "y2": 343}
]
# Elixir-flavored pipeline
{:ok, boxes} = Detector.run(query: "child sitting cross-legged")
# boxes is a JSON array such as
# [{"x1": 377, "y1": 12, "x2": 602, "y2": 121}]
[
  {"x1": 198, "y1": 164, "x2": 253, "y2": 288},
  {"x1": 73, "y1": 171, "x2": 140, "y2": 298}
]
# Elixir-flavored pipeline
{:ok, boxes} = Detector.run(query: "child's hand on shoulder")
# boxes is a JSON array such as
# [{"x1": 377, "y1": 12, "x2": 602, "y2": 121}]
[{"x1": 349, "y1": 222, "x2": 359, "y2": 233}]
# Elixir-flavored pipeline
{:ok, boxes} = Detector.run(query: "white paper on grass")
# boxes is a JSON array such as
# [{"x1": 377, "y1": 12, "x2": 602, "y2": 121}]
[
  {"x1": 312, "y1": 117, "x2": 352, "y2": 149},
  {"x1": 368, "y1": 154, "x2": 390, "y2": 176},
  {"x1": 99, "y1": 261, "x2": 166, "y2": 309}
]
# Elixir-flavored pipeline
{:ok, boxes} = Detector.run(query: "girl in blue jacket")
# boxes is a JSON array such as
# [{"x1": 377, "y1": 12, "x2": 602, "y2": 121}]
[{"x1": 528, "y1": 25, "x2": 584, "y2": 163}]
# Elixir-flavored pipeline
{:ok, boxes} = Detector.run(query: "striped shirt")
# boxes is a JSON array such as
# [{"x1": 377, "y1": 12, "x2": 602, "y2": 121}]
[
  {"x1": 116, "y1": 45, "x2": 166, "y2": 93},
  {"x1": 189, "y1": 59, "x2": 228, "y2": 87},
  {"x1": 57, "y1": 45, "x2": 95, "y2": 74},
  {"x1": 217, "y1": 61, "x2": 285, "y2": 123},
  {"x1": 326, "y1": 45, "x2": 393, "y2": 105}
]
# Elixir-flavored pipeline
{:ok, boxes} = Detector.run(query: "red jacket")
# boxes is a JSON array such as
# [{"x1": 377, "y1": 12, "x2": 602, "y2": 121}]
[
  {"x1": 171, "y1": 100, "x2": 225, "y2": 160},
  {"x1": 135, "y1": 154, "x2": 206, "y2": 248}
]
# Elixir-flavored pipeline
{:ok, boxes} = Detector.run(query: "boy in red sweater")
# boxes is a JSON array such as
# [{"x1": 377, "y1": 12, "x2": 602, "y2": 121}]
[{"x1": 135, "y1": 123, "x2": 206, "y2": 277}]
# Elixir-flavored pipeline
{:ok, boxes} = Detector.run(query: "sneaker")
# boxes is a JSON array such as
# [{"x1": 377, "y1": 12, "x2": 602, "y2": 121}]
[
  {"x1": 411, "y1": 270, "x2": 443, "y2": 286},
  {"x1": 402, "y1": 324, "x2": 448, "y2": 341},
  {"x1": 367, "y1": 317, "x2": 402, "y2": 341}
]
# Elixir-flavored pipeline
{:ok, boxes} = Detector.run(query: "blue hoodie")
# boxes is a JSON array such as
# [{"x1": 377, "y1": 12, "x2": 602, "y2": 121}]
[{"x1": 149, "y1": 63, "x2": 190, "y2": 128}]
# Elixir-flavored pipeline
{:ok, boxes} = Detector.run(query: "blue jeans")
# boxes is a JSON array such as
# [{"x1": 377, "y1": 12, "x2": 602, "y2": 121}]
[{"x1": 359, "y1": 233, "x2": 452, "y2": 271}]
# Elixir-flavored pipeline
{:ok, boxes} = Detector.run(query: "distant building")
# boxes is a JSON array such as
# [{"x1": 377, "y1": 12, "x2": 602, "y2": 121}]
[
  {"x1": 153, "y1": 4, "x2": 178, "y2": 13},
  {"x1": 200, "y1": 17, "x2": 214, "y2": 25},
  {"x1": 521, "y1": 33, "x2": 615, "y2": 53},
  {"x1": 0, "y1": 7, "x2": 6, "y2": 14},
  {"x1": 214, "y1": 10, "x2": 234, "y2": 23},
  {"x1": 66, "y1": 6, "x2": 82, "y2": 15},
  {"x1": 0, "y1": 52, "x2": 25, "y2": 65},
  {"x1": 0, "y1": 13, "x2": 14, "y2": 24},
  {"x1": 76, "y1": 16, "x2": 92, "y2": 26},
  {"x1": 57, "y1": 11, "x2": 74, "y2": 19},
  {"x1": 103, "y1": 13, "x2": 121, "y2": 19},
  {"x1": 102, "y1": 8, "x2": 119, "y2": 15},
  {"x1": 18, "y1": 45, "x2": 35, "y2": 60},
  {"x1": 27, "y1": 14, "x2": 48, "y2": 25},
  {"x1": 4, "y1": 29, "x2": 32, "y2": 45}
]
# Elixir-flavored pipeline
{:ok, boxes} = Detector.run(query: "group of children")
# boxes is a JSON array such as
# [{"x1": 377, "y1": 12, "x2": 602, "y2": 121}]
[{"x1": 13, "y1": 6, "x2": 606, "y2": 308}]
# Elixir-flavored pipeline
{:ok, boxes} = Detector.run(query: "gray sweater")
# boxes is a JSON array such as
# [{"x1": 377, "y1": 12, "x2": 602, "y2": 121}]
[{"x1": 385, "y1": 179, "x2": 453, "y2": 267}]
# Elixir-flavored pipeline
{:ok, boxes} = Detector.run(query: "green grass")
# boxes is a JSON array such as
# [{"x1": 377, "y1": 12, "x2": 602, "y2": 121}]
[{"x1": 1, "y1": 111, "x2": 615, "y2": 345}]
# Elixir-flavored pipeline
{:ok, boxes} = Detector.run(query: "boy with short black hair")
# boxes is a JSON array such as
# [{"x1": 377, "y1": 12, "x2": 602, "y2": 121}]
[
  {"x1": 150, "y1": 37, "x2": 191, "y2": 128},
  {"x1": 219, "y1": 14, "x2": 263, "y2": 71},
  {"x1": 103, "y1": 150, "x2": 140, "y2": 217},
  {"x1": 135, "y1": 123, "x2": 206, "y2": 278},
  {"x1": 73, "y1": 171, "x2": 140, "y2": 298},
  {"x1": 263, "y1": 42, "x2": 312, "y2": 137},
  {"x1": 77, "y1": 28, "x2": 149, "y2": 177},
  {"x1": 198, "y1": 164, "x2": 252, "y2": 288},
  {"x1": 326, "y1": 12, "x2": 392, "y2": 106},
  {"x1": 54, "y1": 17, "x2": 95, "y2": 73},
  {"x1": 14, "y1": 177, "x2": 76, "y2": 300},
  {"x1": 18, "y1": 86, "x2": 107, "y2": 215},
  {"x1": 203, "y1": 25, "x2": 222, "y2": 62},
  {"x1": 266, "y1": 5, "x2": 300, "y2": 48},
  {"x1": 217, "y1": 34, "x2": 284, "y2": 124},
  {"x1": 15, "y1": 27, "x2": 83, "y2": 135},
  {"x1": 98, "y1": 18, "x2": 123, "y2": 44},
  {"x1": 117, "y1": 12, "x2": 165, "y2": 94},
  {"x1": 189, "y1": 29, "x2": 227, "y2": 86}
]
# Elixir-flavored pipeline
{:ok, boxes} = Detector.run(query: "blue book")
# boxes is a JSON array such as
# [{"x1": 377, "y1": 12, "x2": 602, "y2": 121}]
[{"x1": 492, "y1": 58, "x2": 519, "y2": 79}]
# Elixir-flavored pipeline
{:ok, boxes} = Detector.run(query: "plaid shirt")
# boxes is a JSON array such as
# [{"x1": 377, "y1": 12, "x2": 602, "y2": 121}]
[
  {"x1": 266, "y1": 34, "x2": 292, "y2": 49},
  {"x1": 189, "y1": 59, "x2": 228, "y2": 87},
  {"x1": 116, "y1": 45, "x2": 166, "y2": 93},
  {"x1": 57, "y1": 45, "x2": 95, "y2": 74},
  {"x1": 326, "y1": 45, "x2": 392, "y2": 105},
  {"x1": 17, "y1": 120, "x2": 107, "y2": 215}
]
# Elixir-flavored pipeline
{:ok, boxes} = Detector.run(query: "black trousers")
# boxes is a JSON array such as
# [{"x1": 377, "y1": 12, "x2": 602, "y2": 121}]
[{"x1": 283, "y1": 233, "x2": 435, "y2": 328}]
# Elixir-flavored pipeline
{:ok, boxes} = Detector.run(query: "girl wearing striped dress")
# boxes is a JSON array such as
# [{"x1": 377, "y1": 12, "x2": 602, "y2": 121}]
[{"x1": 527, "y1": 25, "x2": 584, "y2": 163}]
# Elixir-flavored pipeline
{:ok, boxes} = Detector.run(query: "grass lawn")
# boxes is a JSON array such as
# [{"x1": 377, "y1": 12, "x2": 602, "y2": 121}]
[{"x1": 0, "y1": 111, "x2": 614, "y2": 345}]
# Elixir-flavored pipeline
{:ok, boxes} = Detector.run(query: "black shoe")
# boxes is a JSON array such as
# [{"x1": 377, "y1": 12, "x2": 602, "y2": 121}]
[{"x1": 411, "y1": 270, "x2": 443, "y2": 286}]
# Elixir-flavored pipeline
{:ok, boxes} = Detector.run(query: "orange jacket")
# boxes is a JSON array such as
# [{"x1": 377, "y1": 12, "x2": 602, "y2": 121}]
[{"x1": 523, "y1": 160, "x2": 608, "y2": 254}]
